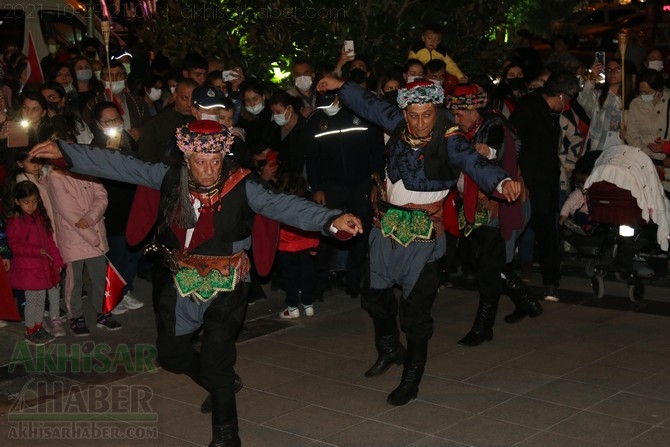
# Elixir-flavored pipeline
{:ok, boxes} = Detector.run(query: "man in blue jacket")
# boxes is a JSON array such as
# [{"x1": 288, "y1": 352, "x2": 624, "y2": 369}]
[{"x1": 316, "y1": 76, "x2": 521, "y2": 406}]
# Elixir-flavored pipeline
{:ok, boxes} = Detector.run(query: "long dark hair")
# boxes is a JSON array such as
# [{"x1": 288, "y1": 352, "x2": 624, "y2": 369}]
[
  {"x1": 598, "y1": 58, "x2": 637, "y2": 110},
  {"x1": 4, "y1": 180, "x2": 52, "y2": 233}
]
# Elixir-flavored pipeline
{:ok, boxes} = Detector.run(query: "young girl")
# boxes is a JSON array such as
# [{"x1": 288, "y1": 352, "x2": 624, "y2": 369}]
[
  {"x1": 9, "y1": 147, "x2": 66, "y2": 336},
  {"x1": 5, "y1": 181, "x2": 63, "y2": 345},
  {"x1": 48, "y1": 169, "x2": 119, "y2": 335},
  {"x1": 276, "y1": 170, "x2": 320, "y2": 318}
]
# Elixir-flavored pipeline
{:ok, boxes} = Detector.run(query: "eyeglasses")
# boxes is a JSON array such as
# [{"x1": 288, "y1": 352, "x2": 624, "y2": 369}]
[
  {"x1": 98, "y1": 117, "x2": 122, "y2": 126},
  {"x1": 606, "y1": 67, "x2": 622, "y2": 73}
]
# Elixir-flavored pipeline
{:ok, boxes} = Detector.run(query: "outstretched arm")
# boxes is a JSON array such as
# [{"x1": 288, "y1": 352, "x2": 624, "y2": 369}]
[
  {"x1": 317, "y1": 76, "x2": 404, "y2": 132},
  {"x1": 31, "y1": 140, "x2": 168, "y2": 189}
]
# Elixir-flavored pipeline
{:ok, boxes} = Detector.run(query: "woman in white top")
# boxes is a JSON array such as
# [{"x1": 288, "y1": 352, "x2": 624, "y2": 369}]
[
  {"x1": 578, "y1": 57, "x2": 636, "y2": 152},
  {"x1": 626, "y1": 68, "x2": 670, "y2": 166}
]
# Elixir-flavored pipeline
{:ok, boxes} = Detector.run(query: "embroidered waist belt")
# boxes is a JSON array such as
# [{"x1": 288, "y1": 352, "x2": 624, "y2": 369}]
[
  {"x1": 174, "y1": 251, "x2": 250, "y2": 302},
  {"x1": 144, "y1": 243, "x2": 250, "y2": 302},
  {"x1": 376, "y1": 200, "x2": 439, "y2": 247}
]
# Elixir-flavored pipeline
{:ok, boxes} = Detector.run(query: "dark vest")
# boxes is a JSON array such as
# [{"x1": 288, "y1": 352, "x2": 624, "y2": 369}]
[
  {"x1": 156, "y1": 163, "x2": 255, "y2": 256},
  {"x1": 386, "y1": 108, "x2": 460, "y2": 191}
]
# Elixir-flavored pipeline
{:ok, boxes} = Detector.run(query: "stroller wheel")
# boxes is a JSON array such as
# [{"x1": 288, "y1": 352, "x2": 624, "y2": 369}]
[
  {"x1": 628, "y1": 279, "x2": 645, "y2": 302},
  {"x1": 591, "y1": 275, "x2": 605, "y2": 298},
  {"x1": 615, "y1": 271, "x2": 630, "y2": 282},
  {"x1": 584, "y1": 260, "x2": 596, "y2": 278}
]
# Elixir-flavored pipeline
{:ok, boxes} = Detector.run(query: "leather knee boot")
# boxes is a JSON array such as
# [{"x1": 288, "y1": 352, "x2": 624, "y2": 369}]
[
  {"x1": 365, "y1": 318, "x2": 405, "y2": 377},
  {"x1": 209, "y1": 388, "x2": 240, "y2": 447},
  {"x1": 457, "y1": 299, "x2": 498, "y2": 347},
  {"x1": 387, "y1": 338, "x2": 428, "y2": 406},
  {"x1": 502, "y1": 268, "x2": 543, "y2": 324},
  {"x1": 201, "y1": 374, "x2": 244, "y2": 414}
]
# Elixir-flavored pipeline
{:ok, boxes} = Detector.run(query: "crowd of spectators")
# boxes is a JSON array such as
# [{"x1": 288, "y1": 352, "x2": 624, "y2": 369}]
[{"x1": 1, "y1": 23, "x2": 669, "y2": 342}]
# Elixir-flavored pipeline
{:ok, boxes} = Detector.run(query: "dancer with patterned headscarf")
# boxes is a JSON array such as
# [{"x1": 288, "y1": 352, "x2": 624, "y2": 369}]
[
  {"x1": 445, "y1": 85, "x2": 542, "y2": 348},
  {"x1": 316, "y1": 76, "x2": 521, "y2": 406},
  {"x1": 30, "y1": 120, "x2": 363, "y2": 447}
]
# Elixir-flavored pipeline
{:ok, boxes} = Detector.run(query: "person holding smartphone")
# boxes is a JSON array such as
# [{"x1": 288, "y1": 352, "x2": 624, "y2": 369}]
[{"x1": 577, "y1": 56, "x2": 636, "y2": 153}]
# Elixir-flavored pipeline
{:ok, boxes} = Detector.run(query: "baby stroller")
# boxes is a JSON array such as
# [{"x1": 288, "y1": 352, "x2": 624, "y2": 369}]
[{"x1": 566, "y1": 145, "x2": 670, "y2": 301}]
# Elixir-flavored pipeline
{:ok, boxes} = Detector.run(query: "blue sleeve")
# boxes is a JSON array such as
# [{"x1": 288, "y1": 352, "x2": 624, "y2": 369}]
[
  {"x1": 245, "y1": 179, "x2": 342, "y2": 234},
  {"x1": 58, "y1": 140, "x2": 169, "y2": 190},
  {"x1": 447, "y1": 134, "x2": 509, "y2": 195},
  {"x1": 338, "y1": 81, "x2": 404, "y2": 133}
]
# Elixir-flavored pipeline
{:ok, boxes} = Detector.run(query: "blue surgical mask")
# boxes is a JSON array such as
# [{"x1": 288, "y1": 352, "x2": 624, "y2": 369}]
[{"x1": 640, "y1": 94, "x2": 655, "y2": 103}]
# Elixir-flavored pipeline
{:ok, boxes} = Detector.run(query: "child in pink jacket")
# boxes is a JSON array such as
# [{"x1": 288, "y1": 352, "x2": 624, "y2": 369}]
[
  {"x1": 5, "y1": 181, "x2": 63, "y2": 345},
  {"x1": 48, "y1": 169, "x2": 119, "y2": 335}
]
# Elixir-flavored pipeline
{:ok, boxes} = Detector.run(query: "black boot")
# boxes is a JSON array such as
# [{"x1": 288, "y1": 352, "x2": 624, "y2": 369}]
[
  {"x1": 387, "y1": 338, "x2": 428, "y2": 406},
  {"x1": 365, "y1": 320, "x2": 405, "y2": 378},
  {"x1": 457, "y1": 300, "x2": 497, "y2": 347},
  {"x1": 502, "y1": 269, "x2": 543, "y2": 324},
  {"x1": 209, "y1": 425, "x2": 240, "y2": 447},
  {"x1": 201, "y1": 374, "x2": 243, "y2": 414},
  {"x1": 209, "y1": 388, "x2": 240, "y2": 447}
]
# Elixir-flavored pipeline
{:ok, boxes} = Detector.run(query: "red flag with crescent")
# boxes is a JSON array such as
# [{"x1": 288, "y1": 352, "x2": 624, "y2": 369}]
[
  {"x1": 103, "y1": 260, "x2": 127, "y2": 313},
  {"x1": 26, "y1": 31, "x2": 44, "y2": 85}
]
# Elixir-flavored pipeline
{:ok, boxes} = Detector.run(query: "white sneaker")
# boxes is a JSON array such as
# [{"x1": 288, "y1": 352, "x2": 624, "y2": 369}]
[
  {"x1": 0, "y1": 320, "x2": 8, "y2": 328},
  {"x1": 279, "y1": 307, "x2": 300, "y2": 319},
  {"x1": 303, "y1": 305, "x2": 315, "y2": 317},
  {"x1": 110, "y1": 301, "x2": 128, "y2": 315},
  {"x1": 47, "y1": 316, "x2": 67, "y2": 337},
  {"x1": 121, "y1": 293, "x2": 144, "y2": 310}
]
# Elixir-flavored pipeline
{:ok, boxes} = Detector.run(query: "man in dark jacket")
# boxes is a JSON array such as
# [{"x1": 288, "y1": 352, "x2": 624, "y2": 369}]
[
  {"x1": 510, "y1": 71, "x2": 580, "y2": 302},
  {"x1": 305, "y1": 90, "x2": 385, "y2": 298}
]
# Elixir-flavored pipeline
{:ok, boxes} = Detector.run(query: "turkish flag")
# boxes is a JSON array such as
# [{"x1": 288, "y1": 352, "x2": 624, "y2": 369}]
[
  {"x1": 0, "y1": 263, "x2": 20, "y2": 321},
  {"x1": 26, "y1": 31, "x2": 44, "y2": 85},
  {"x1": 102, "y1": 261, "x2": 127, "y2": 314}
]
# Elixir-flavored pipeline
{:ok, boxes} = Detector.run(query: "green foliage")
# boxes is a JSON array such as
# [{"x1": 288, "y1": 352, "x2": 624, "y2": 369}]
[
  {"x1": 148, "y1": 0, "x2": 565, "y2": 87},
  {"x1": 506, "y1": 0, "x2": 585, "y2": 39}
]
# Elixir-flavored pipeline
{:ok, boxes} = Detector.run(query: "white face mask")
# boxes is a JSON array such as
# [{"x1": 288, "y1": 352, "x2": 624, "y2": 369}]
[
  {"x1": 648, "y1": 60, "x2": 664, "y2": 72},
  {"x1": 94, "y1": 70, "x2": 102, "y2": 80},
  {"x1": 246, "y1": 103, "x2": 265, "y2": 115},
  {"x1": 406, "y1": 75, "x2": 421, "y2": 83},
  {"x1": 48, "y1": 44, "x2": 58, "y2": 55},
  {"x1": 431, "y1": 79, "x2": 442, "y2": 87},
  {"x1": 295, "y1": 75, "x2": 313, "y2": 91},
  {"x1": 105, "y1": 80, "x2": 126, "y2": 95},
  {"x1": 201, "y1": 113, "x2": 218, "y2": 121},
  {"x1": 76, "y1": 69, "x2": 92, "y2": 81},
  {"x1": 123, "y1": 63, "x2": 132, "y2": 75},
  {"x1": 169, "y1": 86, "x2": 176, "y2": 94},
  {"x1": 148, "y1": 88, "x2": 163, "y2": 101},
  {"x1": 273, "y1": 108, "x2": 291, "y2": 126},
  {"x1": 322, "y1": 102, "x2": 341, "y2": 116},
  {"x1": 64, "y1": 83, "x2": 74, "y2": 93},
  {"x1": 640, "y1": 94, "x2": 655, "y2": 103}
]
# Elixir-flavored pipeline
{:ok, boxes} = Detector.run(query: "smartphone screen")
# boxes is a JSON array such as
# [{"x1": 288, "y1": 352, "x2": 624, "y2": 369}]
[
  {"x1": 594, "y1": 51, "x2": 605, "y2": 66},
  {"x1": 344, "y1": 40, "x2": 355, "y2": 55},
  {"x1": 6, "y1": 121, "x2": 30, "y2": 148}
]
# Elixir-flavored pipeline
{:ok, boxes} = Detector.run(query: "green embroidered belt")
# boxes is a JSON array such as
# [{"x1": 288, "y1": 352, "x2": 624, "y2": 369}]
[
  {"x1": 173, "y1": 251, "x2": 250, "y2": 302},
  {"x1": 380, "y1": 206, "x2": 435, "y2": 247}
]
